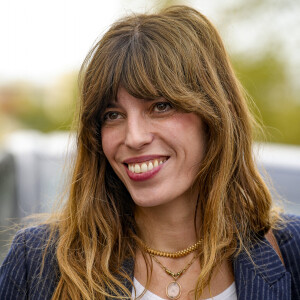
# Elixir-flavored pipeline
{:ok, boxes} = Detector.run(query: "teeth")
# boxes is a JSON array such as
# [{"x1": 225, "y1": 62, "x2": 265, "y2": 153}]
[
  {"x1": 128, "y1": 158, "x2": 167, "y2": 174},
  {"x1": 148, "y1": 162, "x2": 153, "y2": 170},
  {"x1": 134, "y1": 164, "x2": 141, "y2": 173},
  {"x1": 141, "y1": 163, "x2": 147, "y2": 172}
]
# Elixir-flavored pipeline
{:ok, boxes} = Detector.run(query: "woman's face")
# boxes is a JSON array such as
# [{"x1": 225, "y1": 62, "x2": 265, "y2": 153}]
[{"x1": 101, "y1": 87, "x2": 206, "y2": 208}]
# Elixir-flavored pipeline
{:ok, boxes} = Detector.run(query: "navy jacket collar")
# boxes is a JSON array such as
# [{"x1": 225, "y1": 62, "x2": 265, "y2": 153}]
[{"x1": 233, "y1": 233, "x2": 292, "y2": 299}]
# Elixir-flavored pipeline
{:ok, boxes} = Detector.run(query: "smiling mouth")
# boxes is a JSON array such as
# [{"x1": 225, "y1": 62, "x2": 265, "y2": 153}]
[{"x1": 126, "y1": 157, "x2": 168, "y2": 174}]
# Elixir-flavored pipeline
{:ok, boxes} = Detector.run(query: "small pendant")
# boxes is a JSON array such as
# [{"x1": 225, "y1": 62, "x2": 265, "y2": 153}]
[{"x1": 166, "y1": 281, "x2": 181, "y2": 300}]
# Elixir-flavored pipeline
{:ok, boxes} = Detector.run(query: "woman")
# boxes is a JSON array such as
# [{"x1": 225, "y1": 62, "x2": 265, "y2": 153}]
[{"x1": 0, "y1": 5, "x2": 299, "y2": 300}]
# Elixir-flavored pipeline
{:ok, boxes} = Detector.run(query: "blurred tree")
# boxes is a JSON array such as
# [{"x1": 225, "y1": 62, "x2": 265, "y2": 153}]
[
  {"x1": 232, "y1": 52, "x2": 300, "y2": 144},
  {"x1": 155, "y1": 0, "x2": 183, "y2": 9},
  {"x1": 0, "y1": 72, "x2": 78, "y2": 139},
  {"x1": 43, "y1": 72, "x2": 78, "y2": 130},
  {"x1": 216, "y1": 0, "x2": 300, "y2": 145},
  {"x1": 120, "y1": 0, "x2": 184, "y2": 12}
]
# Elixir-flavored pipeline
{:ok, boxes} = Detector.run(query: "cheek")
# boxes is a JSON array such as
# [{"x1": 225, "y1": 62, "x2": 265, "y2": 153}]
[
  {"x1": 182, "y1": 115, "x2": 207, "y2": 166},
  {"x1": 172, "y1": 113, "x2": 206, "y2": 146},
  {"x1": 101, "y1": 128, "x2": 115, "y2": 161}
]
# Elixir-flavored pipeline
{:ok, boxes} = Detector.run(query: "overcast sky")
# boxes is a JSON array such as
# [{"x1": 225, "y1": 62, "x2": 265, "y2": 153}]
[
  {"x1": 0, "y1": 0, "x2": 120, "y2": 84},
  {"x1": 0, "y1": 0, "x2": 299, "y2": 86},
  {"x1": 0, "y1": 0, "x2": 224, "y2": 84}
]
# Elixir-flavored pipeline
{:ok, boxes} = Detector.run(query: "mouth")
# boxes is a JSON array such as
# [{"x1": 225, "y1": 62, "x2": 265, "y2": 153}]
[{"x1": 126, "y1": 157, "x2": 168, "y2": 174}]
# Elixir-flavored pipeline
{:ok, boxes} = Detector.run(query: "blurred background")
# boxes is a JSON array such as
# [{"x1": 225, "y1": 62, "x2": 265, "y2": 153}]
[{"x1": 1, "y1": 0, "x2": 300, "y2": 261}]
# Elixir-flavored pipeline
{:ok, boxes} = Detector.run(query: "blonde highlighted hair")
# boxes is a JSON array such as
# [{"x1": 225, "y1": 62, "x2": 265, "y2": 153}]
[{"x1": 48, "y1": 5, "x2": 278, "y2": 299}]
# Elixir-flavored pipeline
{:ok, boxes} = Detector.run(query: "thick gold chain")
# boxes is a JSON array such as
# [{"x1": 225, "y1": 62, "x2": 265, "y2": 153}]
[{"x1": 142, "y1": 240, "x2": 202, "y2": 258}]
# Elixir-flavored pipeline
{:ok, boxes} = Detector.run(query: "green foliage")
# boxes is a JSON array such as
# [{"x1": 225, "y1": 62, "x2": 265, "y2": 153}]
[
  {"x1": 232, "y1": 52, "x2": 300, "y2": 145},
  {"x1": 0, "y1": 72, "x2": 78, "y2": 138}
]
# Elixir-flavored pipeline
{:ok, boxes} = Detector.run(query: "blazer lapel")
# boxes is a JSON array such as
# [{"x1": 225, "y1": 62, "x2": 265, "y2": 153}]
[
  {"x1": 122, "y1": 257, "x2": 135, "y2": 293},
  {"x1": 105, "y1": 257, "x2": 134, "y2": 299},
  {"x1": 234, "y1": 236, "x2": 291, "y2": 300}
]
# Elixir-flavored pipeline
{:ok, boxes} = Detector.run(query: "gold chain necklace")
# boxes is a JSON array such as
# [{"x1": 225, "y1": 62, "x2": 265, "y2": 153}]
[
  {"x1": 150, "y1": 254, "x2": 199, "y2": 300},
  {"x1": 142, "y1": 240, "x2": 202, "y2": 258}
]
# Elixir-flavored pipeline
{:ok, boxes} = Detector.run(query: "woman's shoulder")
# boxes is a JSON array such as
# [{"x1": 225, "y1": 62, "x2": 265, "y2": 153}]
[
  {"x1": 274, "y1": 214, "x2": 300, "y2": 269},
  {"x1": 274, "y1": 214, "x2": 300, "y2": 299},
  {"x1": 0, "y1": 224, "x2": 59, "y2": 300},
  {"x1": 6, "y1": 224, "x2": 58, "y2": 260},
  {"x1": 6, "y1": 224, "x2": 59, "y2": 270},
  {"x1": 12, "y1": 224, "x2": 56, "y2": 245},
  {"x1": 277, "y1": 213, "x2": 300, "y2": 237},
  {"x1": 274, "y1": 214, "x2": 300, "y2": 244}
]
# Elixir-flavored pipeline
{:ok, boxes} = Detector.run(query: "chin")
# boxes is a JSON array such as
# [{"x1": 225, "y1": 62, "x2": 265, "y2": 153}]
[
  {"x1": 130, "y1": 192, "x2": 173, "y2": 208},
  {"x1": 131, "y1": 197, "x2": 162, "y2": 208}
]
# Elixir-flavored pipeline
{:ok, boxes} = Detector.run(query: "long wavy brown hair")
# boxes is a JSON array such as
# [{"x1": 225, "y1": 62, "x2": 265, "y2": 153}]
[{"x1": 48, "y1": 5, "x2": 279, "y2": 299}]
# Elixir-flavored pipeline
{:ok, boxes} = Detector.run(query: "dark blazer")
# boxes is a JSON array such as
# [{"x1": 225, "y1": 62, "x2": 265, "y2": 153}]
[{"x1": 1, "y1": 215, "x2": 300, "y2": 300}]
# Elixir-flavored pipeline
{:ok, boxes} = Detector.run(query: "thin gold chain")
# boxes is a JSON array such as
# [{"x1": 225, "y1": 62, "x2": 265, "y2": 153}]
[
  {"x1": 150, "y1": 253, "x2": 199, "y2": 280},
  {"x1": 142, "y1": 240, "x2": 202, "y2": 258}
]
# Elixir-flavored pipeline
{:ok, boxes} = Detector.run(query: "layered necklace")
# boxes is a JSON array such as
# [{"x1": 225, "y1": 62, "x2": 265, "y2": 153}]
[{"x1": 141, "y1": 240, "x2": 202, "y2": 300}]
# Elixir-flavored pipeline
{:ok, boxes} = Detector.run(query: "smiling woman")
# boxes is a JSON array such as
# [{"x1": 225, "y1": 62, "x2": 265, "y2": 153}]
[
  {"x1": 101, "y1": 87, "x2": 206, "y2": 207},
  {"x1": 1, "y1": 5, "x2": 300, "y2": 300}
]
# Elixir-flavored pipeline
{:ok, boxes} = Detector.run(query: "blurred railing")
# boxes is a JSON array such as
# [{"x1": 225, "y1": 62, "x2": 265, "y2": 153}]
[
  {"x1": 0, "y1": 131, "x2": 74, "y2": 262},
  {"x1": 1, "y1": 131, "x2": 300, "y2": 262},
  {"x1": 2, "y1": 131, "x2": 75, "y2": 218}
]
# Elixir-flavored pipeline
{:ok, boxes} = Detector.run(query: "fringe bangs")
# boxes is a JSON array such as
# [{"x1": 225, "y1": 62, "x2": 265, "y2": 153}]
[{"x1": 83, "y1": 13, "x2": 212, "y2": 117}]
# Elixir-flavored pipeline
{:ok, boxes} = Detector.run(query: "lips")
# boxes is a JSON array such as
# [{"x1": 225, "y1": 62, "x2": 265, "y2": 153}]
[{"x1": 123, "y1": 156, "x2": 169, "y2": 181}]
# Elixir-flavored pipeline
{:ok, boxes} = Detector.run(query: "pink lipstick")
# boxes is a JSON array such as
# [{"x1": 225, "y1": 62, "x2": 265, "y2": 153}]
[{"x1": 123, "y1": 156, "x2": 169, "y2": 181}]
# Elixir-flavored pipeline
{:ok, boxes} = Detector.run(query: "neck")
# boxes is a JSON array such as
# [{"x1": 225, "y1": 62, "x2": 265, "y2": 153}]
[{"x1": 134, "y1": 193, "x2": 200, "y2": 252}]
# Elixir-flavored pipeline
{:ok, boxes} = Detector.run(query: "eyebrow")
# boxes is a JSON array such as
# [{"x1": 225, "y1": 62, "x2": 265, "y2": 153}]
[{"x1": 105, "y1": 102, "x2": 119, "y2": 109}]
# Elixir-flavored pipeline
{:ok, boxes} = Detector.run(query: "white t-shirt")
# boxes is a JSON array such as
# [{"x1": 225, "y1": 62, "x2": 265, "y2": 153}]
[{"x1": 132, "y1": 277, "x2": 237, "y2": 300}]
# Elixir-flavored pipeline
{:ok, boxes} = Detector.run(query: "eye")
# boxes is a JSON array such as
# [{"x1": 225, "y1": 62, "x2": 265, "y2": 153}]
[
  {"x1": 153, "y1": 102, "x2": 173, "y2": 113},
  {"x1": 103, "y1": 111, "x2": 122, "y2": 121}
]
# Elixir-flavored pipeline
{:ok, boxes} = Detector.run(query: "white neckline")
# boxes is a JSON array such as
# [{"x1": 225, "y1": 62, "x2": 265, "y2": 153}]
[
  {"x1": 132, "y1": 277, "x2": 236, "y2": 300},
  {"x1": 133, "y1": 277, "x2": 167, "y2": 300},
  {"x1": 204, "y1": 281, "x2": 236, "y2": 300}
]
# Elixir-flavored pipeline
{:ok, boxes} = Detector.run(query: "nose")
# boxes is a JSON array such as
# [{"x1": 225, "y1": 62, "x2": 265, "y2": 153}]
[{"x1": 124, "y1": 115, "x2": 153, "y2": 150}]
